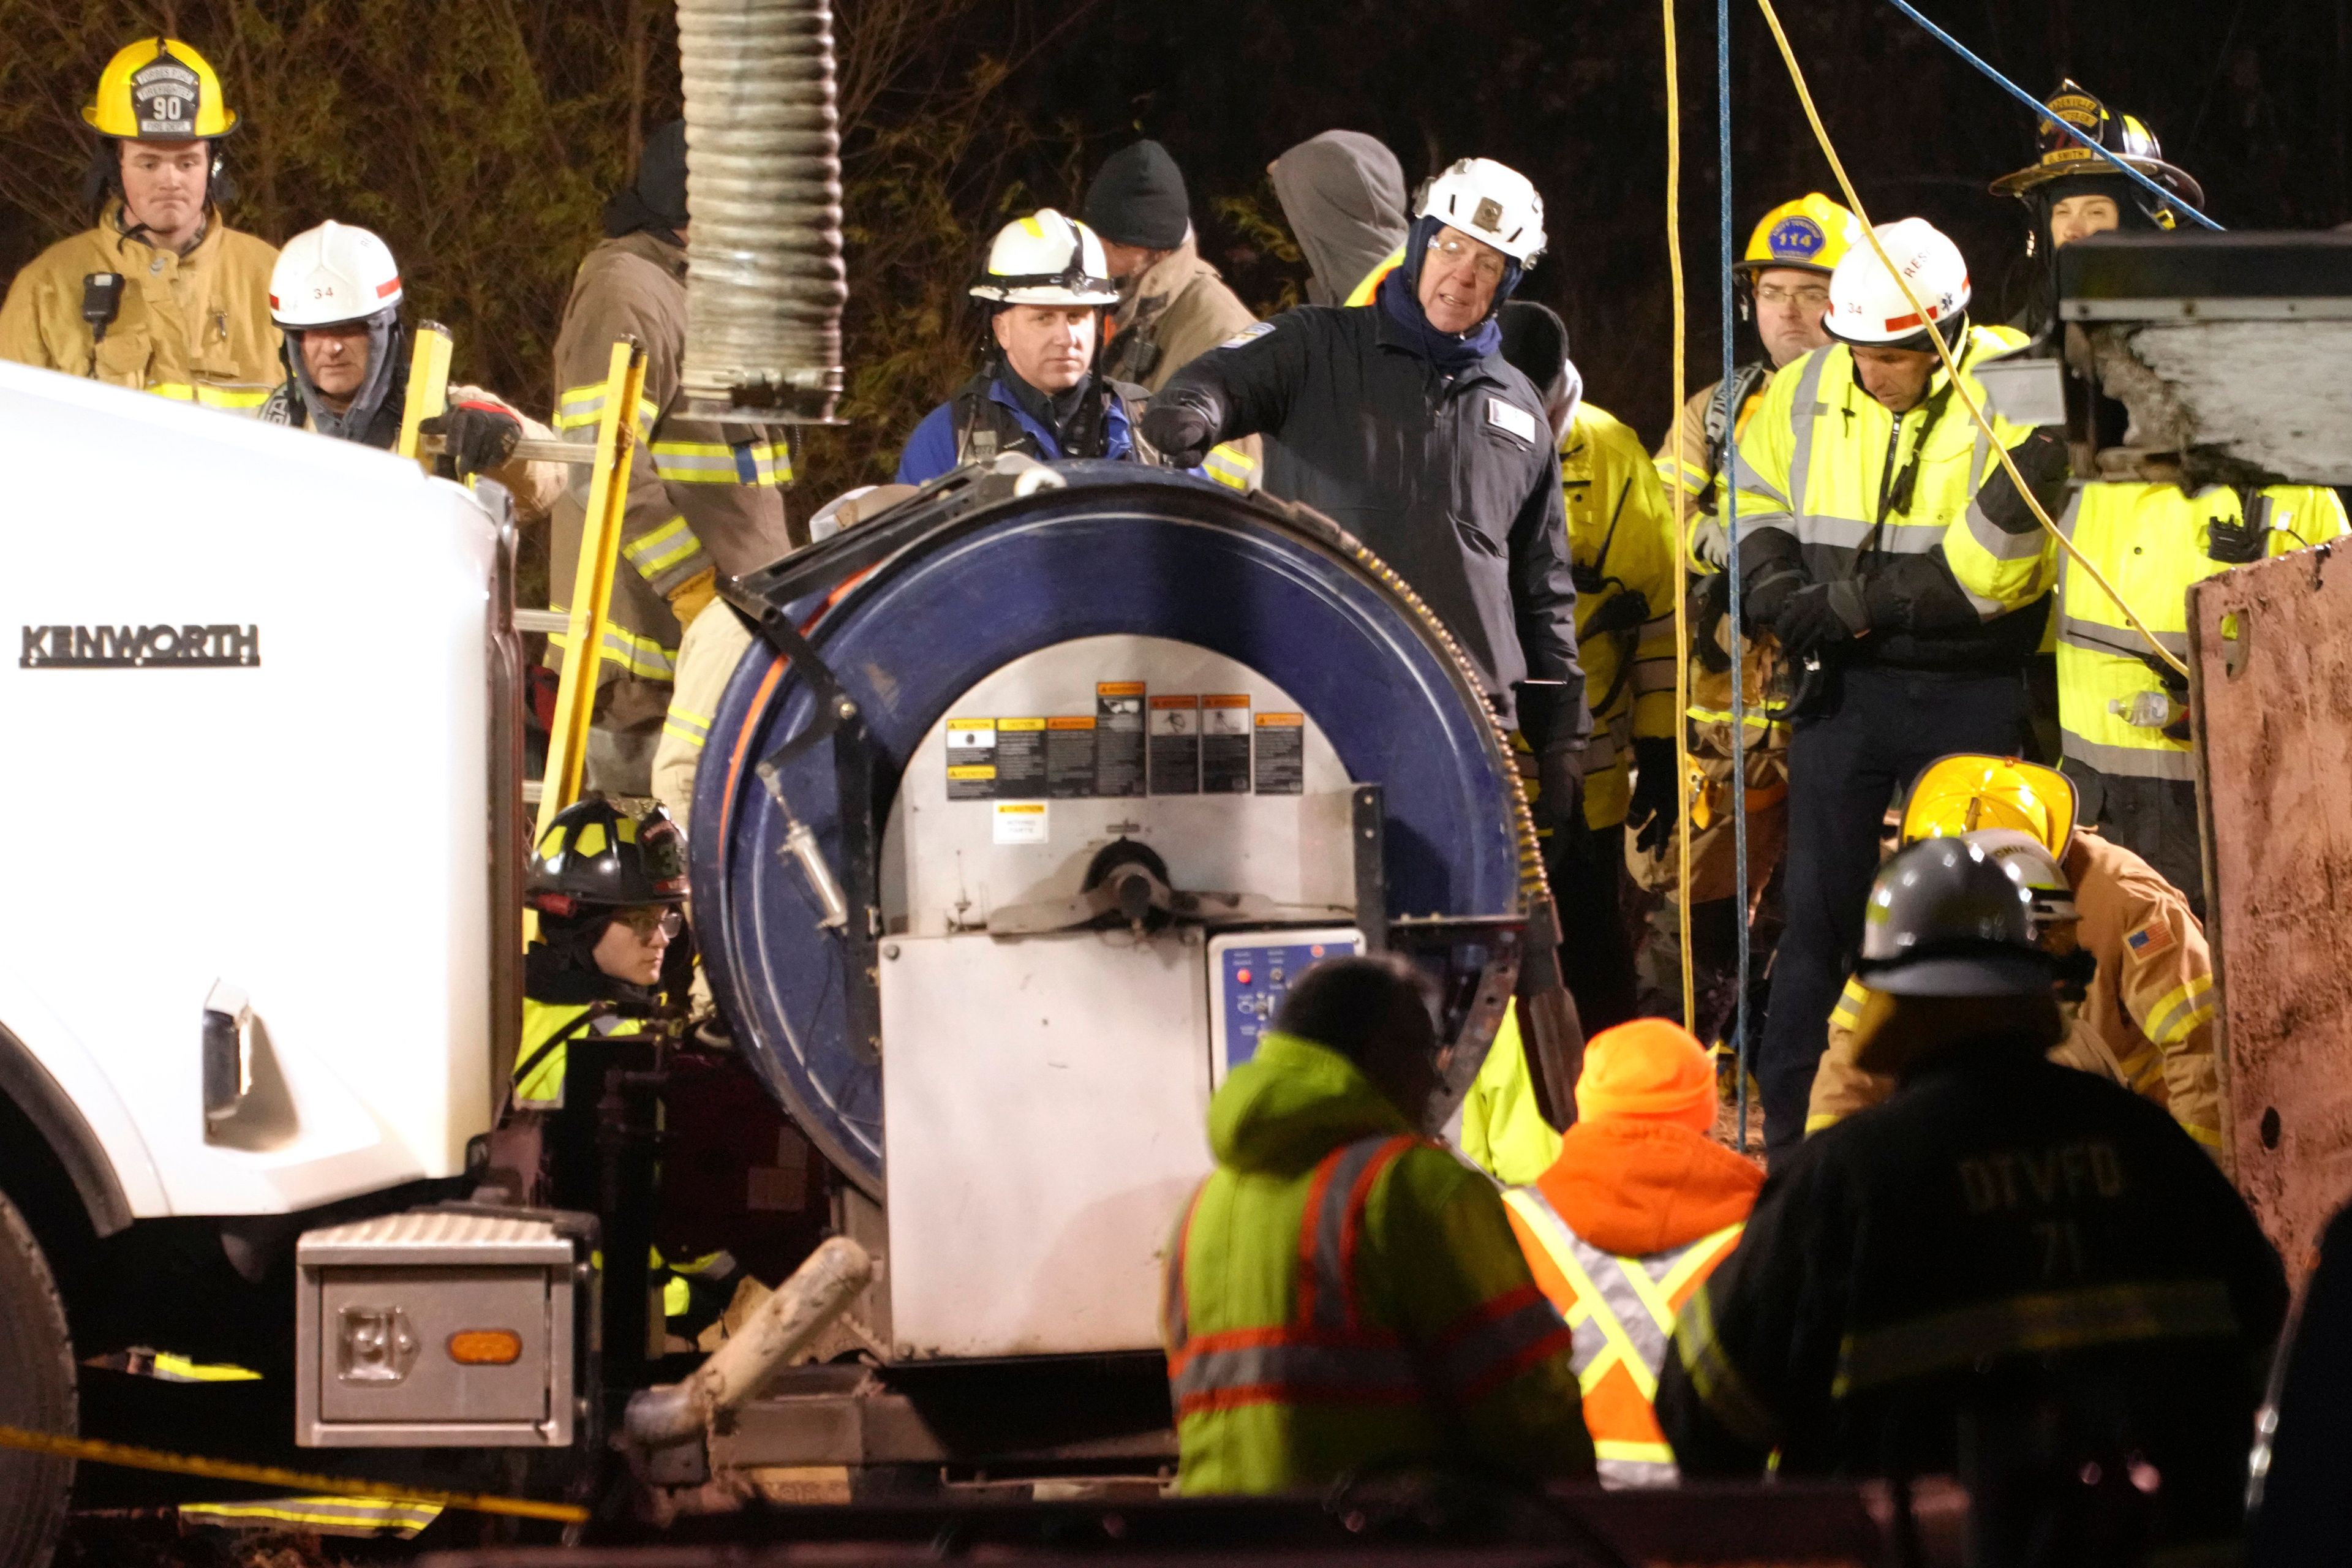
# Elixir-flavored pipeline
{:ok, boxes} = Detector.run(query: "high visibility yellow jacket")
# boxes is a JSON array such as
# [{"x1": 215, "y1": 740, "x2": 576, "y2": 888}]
[
  {"x1": 1163, "y1": 1030, "x2": 1594, "y2": 1494},
  {"x1": 1809, "y1": 830, "x2": 2222, "y2": 1156},
  {"x1": 1730, "y1": 326, "x2": 2052, "y2": 671},
  {"x1": 1458, "y1": 1003, "x2": 1561, "y2": 1186},
  {"x1": 546, "y1": 232, "x2": 799, "y2": 689},
  {"x1": 2057, "y1": 481, "x2": 2347, "y2": 781},
  {"x1": 1561, "y1": 404, "x2": 1678, "y2": 830},
  {"x1": 0, "y1": 203, "x2": 278, "y2": 412},
  {"x1": 1504, "y1": 1117, "x2": 1759, "y2": 1487},
  {"x1": 514, "y1": 995, "x2": 655, "y2": 1109}
]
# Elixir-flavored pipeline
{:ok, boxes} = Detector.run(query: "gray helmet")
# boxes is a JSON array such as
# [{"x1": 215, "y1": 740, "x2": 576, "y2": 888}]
[{"x1": 1855, "y1": 837, "x2": 2056, "y2": 998}]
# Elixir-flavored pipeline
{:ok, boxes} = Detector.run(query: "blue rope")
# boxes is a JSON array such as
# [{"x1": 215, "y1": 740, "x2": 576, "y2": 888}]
[
  {"x1": 1878, "y1": 0, "x2": 2223, "y2": 230},
  {"x1": 1721, "y1": 0, "x2": 1752, "y2": 1152}
]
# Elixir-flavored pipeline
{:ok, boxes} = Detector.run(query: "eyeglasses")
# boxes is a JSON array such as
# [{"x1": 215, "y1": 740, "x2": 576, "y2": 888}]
[
  {"x1": 615, "y1": 908, "x2": 684, "y2": 940},
  {"x1": 1755, "y1": 283, "x2": 1832, "y2": 310},
  {"x1": 1427, "y1": 235, "x2": 1507, "y2": 284}
]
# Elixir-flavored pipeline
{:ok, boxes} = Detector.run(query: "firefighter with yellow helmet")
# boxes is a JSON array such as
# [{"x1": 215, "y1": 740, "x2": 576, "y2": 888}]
[
  {"x1": 0, "y1": 37, "x2": 278, "y2": 410},
  {"x1": 1632, "y1": 195, "x2": 1860, "y2": 1049},
  {"x1": 1992, "y1": 83, "x2": 2348, "y2": 913},
  {"x1": 1807, "y1": 752, "x2": 2225, "y2": 1159}
]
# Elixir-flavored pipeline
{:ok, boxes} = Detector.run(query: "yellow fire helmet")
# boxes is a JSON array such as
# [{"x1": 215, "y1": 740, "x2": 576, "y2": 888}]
[
  {"x1": 1899, "y1": 752, "x2": 2077, "y2": 859},
  {"x1": 83, "y1": 37, "x2": 239, "y2": 141},
  {"x1": 1732, "y1": 193, "x2": 1863, "y2": 279}
]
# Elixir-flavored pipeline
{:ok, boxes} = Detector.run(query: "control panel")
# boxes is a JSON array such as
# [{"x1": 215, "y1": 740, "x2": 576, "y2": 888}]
[{"x1": 1208, "y1": 927, "x2": 1365, "y2": 1084}]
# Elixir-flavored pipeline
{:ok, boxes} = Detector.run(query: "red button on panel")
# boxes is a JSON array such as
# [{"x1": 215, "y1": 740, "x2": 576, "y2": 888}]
[{"x1": 1236, "y1": 969, "x2": 1252, "y2": 985}]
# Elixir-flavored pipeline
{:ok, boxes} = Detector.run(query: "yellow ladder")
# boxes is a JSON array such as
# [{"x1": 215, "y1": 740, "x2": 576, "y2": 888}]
[{"x1": 389, "y1": 328, "x2": 649, "y2": 950}]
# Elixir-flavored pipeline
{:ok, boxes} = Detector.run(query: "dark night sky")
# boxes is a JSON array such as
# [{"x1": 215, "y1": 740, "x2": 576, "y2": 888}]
[{"x1": 985, "y1": 0, "x2": 2351, "y2": 442}]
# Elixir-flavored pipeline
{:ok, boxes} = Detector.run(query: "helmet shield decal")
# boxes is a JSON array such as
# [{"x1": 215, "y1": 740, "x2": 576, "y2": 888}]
[{"x1": 130, "y1": 50, "x2": 201, "y2": 138}]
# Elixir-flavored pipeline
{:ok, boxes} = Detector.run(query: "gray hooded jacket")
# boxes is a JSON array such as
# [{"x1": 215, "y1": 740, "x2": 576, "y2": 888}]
[{"x1": 1268, "y1": 130, "x2": 1408, "y2": 307}]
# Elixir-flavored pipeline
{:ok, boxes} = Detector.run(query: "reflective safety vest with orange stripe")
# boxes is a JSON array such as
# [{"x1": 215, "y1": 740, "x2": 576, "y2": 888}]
[
  {"x1": 1164, "y1": 1131, "x2": 1587, "y2": 1494},
  {"x1": 1502, "y1": 1184, "x2": 1743, "y2": 1487}
]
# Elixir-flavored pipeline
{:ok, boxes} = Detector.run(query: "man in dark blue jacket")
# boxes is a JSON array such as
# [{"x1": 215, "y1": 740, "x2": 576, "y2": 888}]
[
  {"x1": 899, "y1": 208, "x2": 1151, "y2": 483},
  {"x1": 1143, "y1": 157, "x2": 1585, "y2": 804}
]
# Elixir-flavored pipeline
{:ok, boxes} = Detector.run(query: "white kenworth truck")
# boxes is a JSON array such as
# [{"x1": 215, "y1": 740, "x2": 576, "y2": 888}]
[{"x1": 0, "y1": 361, "x2": 560, "y2": 1555}]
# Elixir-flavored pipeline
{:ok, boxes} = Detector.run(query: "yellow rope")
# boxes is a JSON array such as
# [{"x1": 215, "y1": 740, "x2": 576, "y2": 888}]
[
  {"x1": 0, "y1": 1423, "x2": 587, "y2": 1525},
  {"x1": 1749, "y1": 0, "x2": 2190, "y2": 679},
  {"x1": 1663, "y1": 0, "x2": 1697, "y2": 1029}
]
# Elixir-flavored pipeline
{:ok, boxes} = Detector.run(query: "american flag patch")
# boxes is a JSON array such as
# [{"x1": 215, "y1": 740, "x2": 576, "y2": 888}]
[{"x1": 2127, "y1": 922, "x2": 2172, "y2": 958}]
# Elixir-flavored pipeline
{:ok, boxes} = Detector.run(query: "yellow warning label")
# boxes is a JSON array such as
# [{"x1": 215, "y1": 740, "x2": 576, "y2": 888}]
[
  {"x1": 999, "y1": 717, "x2": 1047, "y2": 731},
  {"x1": 947, "y1": 764, "x2": 997, "y2": 782},
  {"x1": 948, "y1": 718, "x2": 995, "y2": 732}
]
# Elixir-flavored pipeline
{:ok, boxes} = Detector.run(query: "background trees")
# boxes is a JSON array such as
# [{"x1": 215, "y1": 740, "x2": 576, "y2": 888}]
[{"x1": 3, "y1": 0, "x2": 2345, "y2": 511}]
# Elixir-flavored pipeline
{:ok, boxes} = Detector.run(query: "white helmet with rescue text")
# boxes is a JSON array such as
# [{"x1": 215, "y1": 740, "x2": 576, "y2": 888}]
[
  {"x1": 1415, "y1": 157, "x2": 1547, "y2": 266},
  {"x1": 969, "y1": 209, "x2": 1121, "y2": 307},
  {"x1": 1824, "y1": 217, "x2": 1971, "y2": 350},
  {"x1": 270, "y1": 220, "x2": 402, "y2": 329}
]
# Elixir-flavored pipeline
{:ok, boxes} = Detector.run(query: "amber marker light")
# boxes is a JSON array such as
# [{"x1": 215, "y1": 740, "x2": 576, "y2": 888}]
[{"x1": 446, "y1": 1330, "x2": 524, "y2": 1365}]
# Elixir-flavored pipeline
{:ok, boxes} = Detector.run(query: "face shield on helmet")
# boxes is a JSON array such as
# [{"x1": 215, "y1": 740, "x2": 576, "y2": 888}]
[{"x1": 1900, "y1": 752, "x2": 2077, "y2": 859}]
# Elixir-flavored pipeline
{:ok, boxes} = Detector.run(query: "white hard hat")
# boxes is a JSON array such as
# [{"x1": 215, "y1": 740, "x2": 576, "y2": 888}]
[
  {"x1": 1416, "y1": 157, "x2": 1547, "y2": 266},
  {"x1": 970, "y1": 209, "x2": 1121, "y2": 307},
  {"x1": 270, "y1": 220, "x2": 403, "y2": 329},
  {"x1": 1824, "y1": 217, "x2": 1971, "y2": 348}
]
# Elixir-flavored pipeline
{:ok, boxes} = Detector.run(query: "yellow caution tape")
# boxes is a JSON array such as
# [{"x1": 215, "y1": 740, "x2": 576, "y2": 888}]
[
  {"x1": 179, "y1": 1495, "x2": 442, "y2": 1538},
  {"x1": 0, "y1": 1424, "x2": 587, "y2": 1524}
]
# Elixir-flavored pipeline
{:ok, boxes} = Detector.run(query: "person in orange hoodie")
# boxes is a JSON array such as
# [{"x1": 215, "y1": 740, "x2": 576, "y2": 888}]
[{"x1": 1499, "y1": 1019, "x2": 1763, "y2": 1487}]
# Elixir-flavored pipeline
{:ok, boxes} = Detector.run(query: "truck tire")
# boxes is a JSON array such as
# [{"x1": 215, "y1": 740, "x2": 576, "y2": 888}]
[{"x1": 0, "y1": 1189, "x2": 72, "y2": 1568}]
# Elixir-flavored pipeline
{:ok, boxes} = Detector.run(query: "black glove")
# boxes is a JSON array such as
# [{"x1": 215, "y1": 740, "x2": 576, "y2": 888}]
[
  {"x1": 1773, "y1": 578, "x2": 1868, "y2": 656},
  {"x1": 1139, "y1": 401, "x2": 1217, "y2": 469},
  {"x1": 1628, "y1": 737, "x2": 1679, "y2": 854},
  {"x1": 2206, "y1": 510, "x2": 2267, "y2": 565},
  {"x1": 421, "y1": 400, "x2": 523, "y2": 481},
  {"x1": 1533, "y1": 744, "x2": 1586, "y2": 835}
]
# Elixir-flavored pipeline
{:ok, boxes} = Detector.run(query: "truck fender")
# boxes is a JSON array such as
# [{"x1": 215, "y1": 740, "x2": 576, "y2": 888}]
[{"x1": 0, "y1": 1009, "x2": 157, "y2": 1237}]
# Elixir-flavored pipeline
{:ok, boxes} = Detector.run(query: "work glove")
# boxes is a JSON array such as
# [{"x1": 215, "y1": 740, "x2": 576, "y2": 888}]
[
  {"x1": 421, "y1": 400, "x2": 522, "y2": 481},
  {"x1": 1139, "y1": 401, "x2": 1218, "y2": 469},
  {"x1": 667, "y1": 567, "x2": 718, "y2": 630},
  {"x1": 1532, "y1": 743, "x2": 1588, "y2": 839},
  {"x1": 1627, "y1": 737, "x2": 1679, "y2": 856},
  {"x1": 2206, "y1": 510, "x2": 2267, "y2": 565},
  {"x1": 1773, "y1": 578, "x2": 1869, "y2": 657}
]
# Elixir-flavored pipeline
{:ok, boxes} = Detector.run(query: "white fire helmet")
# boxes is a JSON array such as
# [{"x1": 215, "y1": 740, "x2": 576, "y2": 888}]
[
  {"x1": 1824, "y1": 217, "x2": 1971, "y2": 349},
  {"x1": 969, "y1": 209, "x2": 1121, "y2": 307},
  {"x1": 1416, "y1": 157, "x2": 1547, "y2": 266},
  {"x1": 269, "y1": 220, "x2": 403, "y2": 330}
]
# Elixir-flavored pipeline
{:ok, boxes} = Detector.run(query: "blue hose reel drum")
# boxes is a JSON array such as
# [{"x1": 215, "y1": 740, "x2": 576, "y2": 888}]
[{"x1": 693, "y1": 466, "x2": 1536, "y2": 1196}]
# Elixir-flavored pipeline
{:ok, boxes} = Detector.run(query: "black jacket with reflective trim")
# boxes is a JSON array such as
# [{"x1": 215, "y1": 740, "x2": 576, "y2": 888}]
[
  {"x1": 1156, "y1": 304, "x2": 1581, "y2": 737},
  {"x1": 1658, "y1": 1049, "x2": 2285, "y2": 1536}
]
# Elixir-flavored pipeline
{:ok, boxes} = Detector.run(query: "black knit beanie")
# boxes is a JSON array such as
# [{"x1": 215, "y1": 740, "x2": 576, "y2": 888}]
[{"x1": 1084, "y1": 139, "x2": 1191, "y2": 250}]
